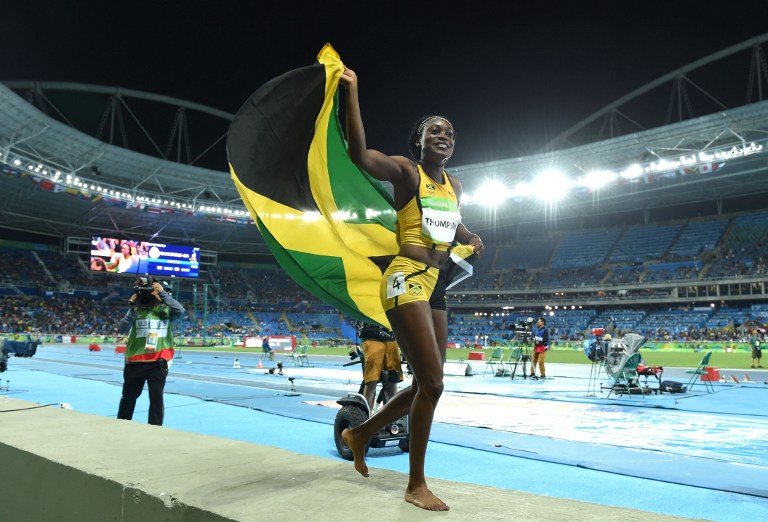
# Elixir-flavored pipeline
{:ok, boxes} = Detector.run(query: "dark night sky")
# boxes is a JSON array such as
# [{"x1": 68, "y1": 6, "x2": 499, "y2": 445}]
[{"x1": 6, "y1": 1, "x2": 768, "y2": 167}]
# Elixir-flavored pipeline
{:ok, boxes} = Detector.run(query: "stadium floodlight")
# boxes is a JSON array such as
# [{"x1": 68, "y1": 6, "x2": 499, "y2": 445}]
[
  {"x1": 534, "y1": 169, "x2": 570, "y2": 202},
  {"x1": 620, "y1": 163, "x2": 644, "y2": 180},
  {"x1": 579, "y1": 170, "x2": 618, "y2": 190},
  {"x1": 472, "y1": 179, "x2": 512, "y2": 207},
  {"x1": 514, "y1": 181, "x2": 535, "y2": 198}
]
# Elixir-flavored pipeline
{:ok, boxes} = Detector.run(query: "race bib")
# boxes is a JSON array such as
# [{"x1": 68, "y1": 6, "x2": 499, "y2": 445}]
[
  {"x1": 421, "y1": 206, "x2": 461, "y2": 245},
  {"x1": 386, "y1": 272, "x2": 406, "y2": 299}
]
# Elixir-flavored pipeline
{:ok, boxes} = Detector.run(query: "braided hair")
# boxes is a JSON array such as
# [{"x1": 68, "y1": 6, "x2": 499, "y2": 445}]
[{"x1": 408, "y1": 115, "x2": 454, "y2": 160}]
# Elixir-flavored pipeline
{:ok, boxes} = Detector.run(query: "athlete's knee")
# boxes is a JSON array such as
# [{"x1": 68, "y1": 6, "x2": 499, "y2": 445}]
[{"x1": 419, "y1": 376, "x2": 444, "y2": 403}]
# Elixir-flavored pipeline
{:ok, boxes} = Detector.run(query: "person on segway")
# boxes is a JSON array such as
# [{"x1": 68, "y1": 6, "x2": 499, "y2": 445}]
[
  {"x1": 359, "y1": 322, "x2": 403, "y2": 411},
  {"x1": 334, "y1": 322, "x2": 410, "y2": 461}
]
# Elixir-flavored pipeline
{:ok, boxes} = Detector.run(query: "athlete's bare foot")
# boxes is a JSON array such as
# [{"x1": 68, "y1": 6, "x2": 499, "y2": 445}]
[
  {"x1": 404, "y1": 486, "x2": 449, "y2": 511},
  {"x1": 341, "y1": 428, "x2": 369, "y2": 477}
]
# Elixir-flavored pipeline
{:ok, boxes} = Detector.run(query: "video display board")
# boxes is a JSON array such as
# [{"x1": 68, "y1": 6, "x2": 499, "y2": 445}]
[{"x1": 90, "y1": 237, "x2": 200, "y2": 278}]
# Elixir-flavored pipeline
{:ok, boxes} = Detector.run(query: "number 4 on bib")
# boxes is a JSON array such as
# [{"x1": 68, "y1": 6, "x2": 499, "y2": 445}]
[{"x1": 386, "y1": 272, "x2": 406, "y2": 298}]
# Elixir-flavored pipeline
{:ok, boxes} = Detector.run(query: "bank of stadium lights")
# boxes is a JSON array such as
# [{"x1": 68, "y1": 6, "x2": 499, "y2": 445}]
[
  {"x1": 463, "y1": 141, "x2": 765, "y2": 207},
  {"x1": 195, "y1": 204, "x2": 250, "y2": 217},
  {"x1": 536, "y1": 170, "x2": 571, "y2": 201},
  {"x1": 65, "y1": 175, "x2": 135, "y2": 200},
  {"x1": 463, "y1": 179, "x2": 514, "y2": 207},
  {"x1": 468, "y1": 170, "x2": 572, "y2": 206},
  {"x1": 7, "y1": 139, "x2": 764, "y2": 216},
  {"x1": 544, "y1": 305, "x2": 583, "y2": 314},
  {"x1": 581, "y1": 170, "x2": 619, "y2": 189},
  {"x1": 469, "y1": 167, "x2": 619, "y2": 205},
  {"x1": 2, "y1": 152, "x2": 254, "y2": 218}
]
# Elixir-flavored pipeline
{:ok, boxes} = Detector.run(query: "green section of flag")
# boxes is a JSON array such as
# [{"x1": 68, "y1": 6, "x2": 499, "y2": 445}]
[
  {"x1": 326, "y1": 91, "x2": 396, "y2": 229},
  {"x1": 256, "y1": 215, "x2": 366, "y2": 322}
]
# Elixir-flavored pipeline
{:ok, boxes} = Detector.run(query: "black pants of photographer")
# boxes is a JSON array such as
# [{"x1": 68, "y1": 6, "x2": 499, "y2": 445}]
[{"x1": 117, "y1": 359, "x2": 168, "y2": 426}]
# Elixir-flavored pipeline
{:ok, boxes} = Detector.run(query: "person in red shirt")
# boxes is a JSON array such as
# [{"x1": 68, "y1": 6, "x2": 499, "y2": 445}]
[{"x1": 530, "y1": 317, "x2": 550, "y2": 379}]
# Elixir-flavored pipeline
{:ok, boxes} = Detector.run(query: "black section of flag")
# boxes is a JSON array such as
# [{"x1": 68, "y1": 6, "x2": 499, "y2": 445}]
[{"x1": 227, "y1": 64, "x2": 326, "y2": 212}]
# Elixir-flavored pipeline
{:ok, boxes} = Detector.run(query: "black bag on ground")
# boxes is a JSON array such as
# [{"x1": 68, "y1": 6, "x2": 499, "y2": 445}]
[{"x1": 660, "y1": 380, "x2": 686, "y2": 393}]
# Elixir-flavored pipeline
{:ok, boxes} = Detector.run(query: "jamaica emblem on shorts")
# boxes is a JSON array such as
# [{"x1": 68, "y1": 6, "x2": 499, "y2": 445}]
[{"x1": 408, "y1": 281, "x2": 424, "y2": 296}]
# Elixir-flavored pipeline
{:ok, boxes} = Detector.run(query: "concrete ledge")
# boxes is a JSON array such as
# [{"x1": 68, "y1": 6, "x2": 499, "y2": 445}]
[{"x1": 0, "y1": 397, "x2": 692, "y2": 521}]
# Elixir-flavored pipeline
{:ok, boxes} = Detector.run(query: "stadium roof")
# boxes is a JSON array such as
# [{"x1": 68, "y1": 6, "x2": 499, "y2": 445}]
[
  {"x1": 2, "y1": 34, "x2": 768, "y2": 255},
  {"x1": 0, "y1": 82, "x2": 265, "y2": 257}
]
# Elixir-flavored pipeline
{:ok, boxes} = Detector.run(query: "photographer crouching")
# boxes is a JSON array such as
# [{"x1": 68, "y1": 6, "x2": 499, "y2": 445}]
[{"x1": 116, "y1": 277, "x2": 185, "y2": 426}]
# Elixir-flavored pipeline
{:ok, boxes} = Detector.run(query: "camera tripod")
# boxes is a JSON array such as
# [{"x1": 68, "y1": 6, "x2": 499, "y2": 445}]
[
  {"x1": 509, "y1": 334, "x2": 533, "y2": 380},
  {"x1": 585, "y1": 337, "x2": 608, "y2": 397}
]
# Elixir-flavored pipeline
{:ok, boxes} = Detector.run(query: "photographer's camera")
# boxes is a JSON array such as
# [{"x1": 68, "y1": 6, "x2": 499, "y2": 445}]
[
  {"x1": 133, "y1": 277, "x2": 158, "y2": 307},
  {"x1": 513, "y1": 317, "x2": 535, "y2": 338}
]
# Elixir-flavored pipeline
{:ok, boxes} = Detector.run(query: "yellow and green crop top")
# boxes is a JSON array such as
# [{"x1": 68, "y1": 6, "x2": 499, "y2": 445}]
[{"x1": 397, "y1": 164, "x2": 462, "y2": 251}]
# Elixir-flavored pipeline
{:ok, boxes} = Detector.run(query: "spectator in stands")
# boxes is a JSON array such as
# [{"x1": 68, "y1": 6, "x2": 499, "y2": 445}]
[
  {"x1": 338, "y1": 67, "x2": 483, "y2": 512},
  {"x1": 358, "y1": 322, "x2": 402, "y2": 411},
  {"x1": 530, "y1": 317, "x2": 550, "y2": 379},
  {"x1": 116, "y1": 278, "x2": 184, "y2": 426},
  {"x1": 750, "y1": 329, "x2": 763, "y2": 368}
]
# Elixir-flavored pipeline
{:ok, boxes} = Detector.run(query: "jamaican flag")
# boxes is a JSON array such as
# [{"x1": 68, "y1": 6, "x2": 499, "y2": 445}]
[
  {"x1": 227, "y1": 44, "x2": 398, "y2": 327},
  {"x1": 227, "y1": 44, "x2": 476, "y2": 328}
]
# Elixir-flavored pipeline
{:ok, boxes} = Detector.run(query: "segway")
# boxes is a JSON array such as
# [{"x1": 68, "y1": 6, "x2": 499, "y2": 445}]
[{"x1": 333, "y1": 345, "x2": 410, "y2": 460}]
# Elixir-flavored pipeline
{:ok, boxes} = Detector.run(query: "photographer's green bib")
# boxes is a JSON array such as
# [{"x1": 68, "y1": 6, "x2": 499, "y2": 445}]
[{"x1": 125, "y1": 305, "x2": 175, "y2": 362}]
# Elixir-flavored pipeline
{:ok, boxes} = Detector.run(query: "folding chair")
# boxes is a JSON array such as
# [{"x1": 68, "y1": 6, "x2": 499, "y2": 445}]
[
  {"x1": 297, "y1": 345, "x2": 311, "y2": 367},
  {"x1": 606, "y1": 352, "x2": 645, "y2": 398},
  {"x1": 289, "y1": 346, "x2": 305, "y2": 367},
  {"x1": 504, "y1": 347, "x2": 523, "y2": 378},
  {"x1": 685, "y1": 351, "x2": 714, "y2": 393},
  {"x1": 483, "y1": 347, "x2": 504, "y2": 376}
]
